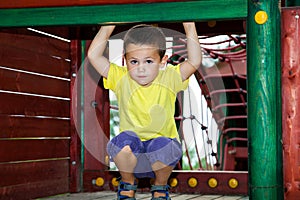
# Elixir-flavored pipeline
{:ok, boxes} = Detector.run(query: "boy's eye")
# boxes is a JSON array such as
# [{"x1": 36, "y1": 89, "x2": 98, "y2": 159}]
[
  {"x1": 146, "y1": 60, "x2": 154, "y2": 64},
  {"x1": 130, "y1": 60, "x2": 138, "y2": 65}
]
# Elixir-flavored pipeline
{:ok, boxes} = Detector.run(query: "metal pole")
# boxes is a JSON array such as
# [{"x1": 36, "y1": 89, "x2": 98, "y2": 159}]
[{"x1": 247, "y1": 1, "x2": 283, "y2": 199}]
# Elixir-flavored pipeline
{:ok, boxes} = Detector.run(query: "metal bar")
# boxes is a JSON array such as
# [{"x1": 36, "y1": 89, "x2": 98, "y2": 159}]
[
  {"x1": 247, "y1": 1, "x2": 283, "y2": 199},
  {"x1": 0, "y1": 0, "x2": 247, "y2": 27}
]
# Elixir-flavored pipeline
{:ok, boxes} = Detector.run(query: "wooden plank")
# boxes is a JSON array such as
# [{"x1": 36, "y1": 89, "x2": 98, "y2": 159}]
[
  {"x1": 0, "y1": 93, "x2": 70, "y2": 117},
  {"x1": 247, "y1": 0, "x2": 283, "y2": 199},
  {"x1": 0, "y1": 178, "x2": 69, "y2": 200},
  {"x1": 0, "y1": 0, "x2": 247, "y2": 27},
  {"x1": 82, "y1": 41, "x2": 110, "y2": 172},
  {"x1": 281, "y1": 7, "x2": 300, "y2": 200},
  {"x1": 0, "y1": 42, "x2": 70, "y2": 78},
  {"x1": 0, "y1": 0, "x2": 188, "y2": 8},
  {"x1": 0, "y1": 159, "x2": 69, "y2": 187},
  {"x1": 0, "y1": 116, "x2": 70, "y2": 138},
  {"x1": 35, "y1": 191, "x2": 248, "y2": 199},
  {"x1": 0, "y1": 139, "x2": 69, "y2": 162},
  {"x1": 0, "y1": 68, "x2": 70, "y2": 98},
  {"x1": 69, "y1": 40, "x2": 82, "y2": 192},
  {"x1": 0, "y1": 32, "x2": 70, "y2": 59},
  {"x1": 171, "y1": 194, "x2": 201, "y2": 199}
]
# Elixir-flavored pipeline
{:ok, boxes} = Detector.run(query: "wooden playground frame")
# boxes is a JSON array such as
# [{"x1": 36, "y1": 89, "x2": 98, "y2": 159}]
[{"x1": 0, "y1": 0, "x2": 287, "y2": 199}]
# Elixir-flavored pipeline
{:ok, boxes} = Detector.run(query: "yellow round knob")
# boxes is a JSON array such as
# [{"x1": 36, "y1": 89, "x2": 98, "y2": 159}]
[
  {"x1": 255, "y1": 11, "x2": 268, "y2": 24},
  {"x1": 169, "y1": 178, "x2": 178, "y2": 187},
  {"x1": 188, "y1": 177, "x2": 198, "y2": 188},
  {"x1": 111, "y1": 177, "x2": 119, "y2": 187},
  {"x1": 228, "y1": 178, "x2": 239, "y2": 189},
  {"x1": 208, "y1": 177, "x2": 218, "y2": 188},
  {"x1": 95, "y1": 177, "x2": 104, "y2": 187}
]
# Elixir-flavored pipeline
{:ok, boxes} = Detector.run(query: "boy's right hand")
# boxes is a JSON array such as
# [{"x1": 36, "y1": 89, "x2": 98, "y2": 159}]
[{"x1": 100, "y1": 25, "x2": 116, "y2": 36}]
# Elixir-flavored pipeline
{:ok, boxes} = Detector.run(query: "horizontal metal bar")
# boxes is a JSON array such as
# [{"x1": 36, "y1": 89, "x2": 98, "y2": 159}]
[{"x1": 0, "y1": 0, "x2": 247, "y2": 27}]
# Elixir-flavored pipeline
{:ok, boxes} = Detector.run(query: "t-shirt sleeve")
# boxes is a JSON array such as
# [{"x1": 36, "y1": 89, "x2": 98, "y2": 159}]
[
  {"x1": 172, "y1": 64, "x2": 189, "y2": 91},
  {"x1": 103, "y1": 63, "x2": 127, "y2": 92}
]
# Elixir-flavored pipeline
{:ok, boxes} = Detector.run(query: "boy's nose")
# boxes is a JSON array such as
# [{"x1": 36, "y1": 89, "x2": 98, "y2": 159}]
[{"x1": 137, "y1": 65, "x2": 145, "y2": 72}]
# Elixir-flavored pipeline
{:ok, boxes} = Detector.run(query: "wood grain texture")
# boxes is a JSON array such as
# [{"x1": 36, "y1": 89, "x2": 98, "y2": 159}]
[
  {"x1": 0, "y1": 68, "x2": 70, "y2": 98},
  {"x1": 0, "y1": 159, "x2": 69, "y2": 186},
  {"x1": 0, "y1": 32, "x2": 70, "y2": 78},
  {"x1": 281, "y1": 7, "x2": 300, "y2": 200},
  {"x1": 247, "y1": 0, "x2": 283, "y2": 199},
  {"x1": 0, "y1": 93, "x2": 70, "y2": 117},
  {"x1": 0, "y1": 116, "x2": 70, "y2": 138},
  {"x1": 0, "y1": 0, "x2": 247, "y2": 27},
  {"x1": 0, "y1": 139, "x2": 69, "y2": 162},
  {"x1": 0, "y1": 0, "x2": 188, "y2": 8}
]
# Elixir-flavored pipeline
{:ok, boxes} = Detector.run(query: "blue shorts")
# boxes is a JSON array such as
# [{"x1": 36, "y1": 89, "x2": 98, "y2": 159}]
[{"x1": 107, "y1": 131, "x2": 182, "y2": 178}]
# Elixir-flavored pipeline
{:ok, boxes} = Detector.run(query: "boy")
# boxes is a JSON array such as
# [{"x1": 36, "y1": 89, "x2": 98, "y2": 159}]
[{"x1": 88, "y1": 22, "x2": 201, "y2": 200}]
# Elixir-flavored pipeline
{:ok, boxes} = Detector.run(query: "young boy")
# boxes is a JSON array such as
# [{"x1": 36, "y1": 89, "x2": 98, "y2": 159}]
[{"x1": 88, "y1": 22, "x2": 201, "y2": 200}]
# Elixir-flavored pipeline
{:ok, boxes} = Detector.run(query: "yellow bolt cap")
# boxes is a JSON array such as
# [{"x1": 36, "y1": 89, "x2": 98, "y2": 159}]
[
  {"x1": 255, "y1": 11, "x2": 268, "y2": 24},
  {"x1": 95, "y1": 177, "x2": 104, "y2": 187},
  {"x1": 208, "y1": 178, "x2": 218, "y2": 188},
  {"x1": 228, "y1": 178, "x2": 239, "y2": 189},
  {"x1": 111, "y1": 177, "x2": 119, "y2": 187},
  {"x1": 188, "y1": 177, "x2": 198, "y2": 188},
  {"x1": 169, "y1": 178, "x2": 178, "y2": 187}
]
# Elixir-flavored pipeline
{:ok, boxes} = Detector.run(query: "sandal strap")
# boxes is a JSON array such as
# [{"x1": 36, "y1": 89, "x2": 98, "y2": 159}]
[
  {"x1": 118, "y1": 181, "x2": 137, "y2": 191},
  {"x1": 151, "y1": 185, "x2": 171, "y2": 200},
  {"x1": 117, "y1": 181, "x2": 137, "y2": 200},
  {"x1": 151, "y1": 185, "x2": 170, "y2": 192}
]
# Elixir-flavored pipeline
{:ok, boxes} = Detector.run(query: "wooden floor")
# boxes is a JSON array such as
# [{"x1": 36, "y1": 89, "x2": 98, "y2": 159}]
[{"x1": 39, "y1": 191, "x2": 249, "y2": 200}]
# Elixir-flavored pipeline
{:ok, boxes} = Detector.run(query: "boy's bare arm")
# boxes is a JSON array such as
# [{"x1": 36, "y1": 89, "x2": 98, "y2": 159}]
[
  {"x1": 87, "y1": 25, "x2": 115, "y2": 78},
  {"x1": 180, "y1": 22, "x2": 202, "y2": 81}
]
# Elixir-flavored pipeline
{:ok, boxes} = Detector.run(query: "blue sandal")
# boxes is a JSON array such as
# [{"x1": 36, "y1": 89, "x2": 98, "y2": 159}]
[
  {"x1": 117, "y1": 180, "x2": 137, "y2": 200},
  {"x1": 151, "y1": 185, "x2": 171, "y2": 200}
]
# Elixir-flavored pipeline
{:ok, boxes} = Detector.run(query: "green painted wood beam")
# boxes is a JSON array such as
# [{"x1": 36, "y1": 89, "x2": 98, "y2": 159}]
[
  {"x1": 247, "y1": 0, "x2": 283, "y2": 199},
  {"x1": 0, "y1": 0, "x2": 247, "y2": 27},
  {"x1": 286, "y1": 0, "x2": 300, "y2": 6}
]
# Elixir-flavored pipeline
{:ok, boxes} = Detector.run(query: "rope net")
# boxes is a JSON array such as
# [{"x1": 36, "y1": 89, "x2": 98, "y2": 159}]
[{"x1": 168, "y1": 34, "x2": 247, "y2": 171}]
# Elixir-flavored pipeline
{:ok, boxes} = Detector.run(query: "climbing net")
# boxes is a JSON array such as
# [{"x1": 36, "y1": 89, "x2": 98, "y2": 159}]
[{"x1": 168, "y1": 33, "x2": 247, "y2": 171}]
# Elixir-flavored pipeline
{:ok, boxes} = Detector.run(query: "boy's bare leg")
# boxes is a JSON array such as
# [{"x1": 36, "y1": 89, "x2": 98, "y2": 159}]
[
  {"x1": 113, "y1": 145, "x2": 137, "y2": 197},
  {"x1": 152, "y1": 161, "x2": 173, "y2": 198}
]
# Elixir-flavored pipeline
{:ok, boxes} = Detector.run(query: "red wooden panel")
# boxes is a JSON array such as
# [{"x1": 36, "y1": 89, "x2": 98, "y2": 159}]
[
  {"x1": 0, "y1": 159, "x2": 69, "y2": 186},
  {"x1": 0, "y1": 116, "x2": 70, "y2": 138},
  {"x1": 0, "y1": 93, "x2": 70, "y2": 117},
  {"x1": 83, "y1": 41, "x2": 110, "y2": 171},
  {"x1": 0, "y1": 32, "x2": 69, "y2": 60},
  {"x1": 69, "y1": 40, "x2": 82, "y2": 192},
  {"x1": 282, "y1": 7, "x2": 300, "y2": 200},
  {"x1": 0, "y1": 68, "x2": 70, "y2": 98},
  {"x1": 0, "y1": 27, "x2": 70, "y2": 43},
  {"x1": 0, "y1": 139, "x2": 69, "y2": 162},
  {"x1": 0, "y1": 178, "x2": 69, "y2": 200},
  {"x1": 0, "y1": 33, "x2": 70, "y2": 78},
  {"x1": 0, "y1": 0, "x2": 186, "y2": 8},
  {"x1": 83, "y1": 170, "x2": 248, "y2": 195},
  {"x1": 0, "y1": 44, "x2": 70, "y2": 79}
]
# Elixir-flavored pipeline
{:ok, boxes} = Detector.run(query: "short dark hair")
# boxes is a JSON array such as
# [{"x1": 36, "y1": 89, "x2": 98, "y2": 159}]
[{"x1": 123, "y1": 24, "x2": 166, "y2": 59}]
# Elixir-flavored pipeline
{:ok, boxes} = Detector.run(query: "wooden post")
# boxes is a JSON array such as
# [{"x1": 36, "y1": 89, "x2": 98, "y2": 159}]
[{"x1": 247, "y1": 1, "x2": 283, "y2": 199}]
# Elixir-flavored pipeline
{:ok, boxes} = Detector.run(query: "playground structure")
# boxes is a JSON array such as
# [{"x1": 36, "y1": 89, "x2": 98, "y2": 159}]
[{"x1": 0, "y1": 1, "x2": 299, "y2": 200}]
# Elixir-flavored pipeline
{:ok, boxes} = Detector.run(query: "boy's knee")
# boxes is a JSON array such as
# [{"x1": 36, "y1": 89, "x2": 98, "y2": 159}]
[{"x1": 121, "y1": 145, "x2": 132, "y2": 152}]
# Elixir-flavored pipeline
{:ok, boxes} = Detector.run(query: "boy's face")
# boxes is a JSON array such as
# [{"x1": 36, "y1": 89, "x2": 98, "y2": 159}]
[{"x1": 125, "y1": 43, "x2": 167, "y2": 86}]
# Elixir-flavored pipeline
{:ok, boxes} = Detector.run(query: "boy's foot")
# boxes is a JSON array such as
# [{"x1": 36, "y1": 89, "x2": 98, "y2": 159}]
[
  {"x1": 117, "y1": 181, "x2": 137, "y2": 200},
  {"x1": 151, "y1": 185, "x2": 171, "y2": 200}
]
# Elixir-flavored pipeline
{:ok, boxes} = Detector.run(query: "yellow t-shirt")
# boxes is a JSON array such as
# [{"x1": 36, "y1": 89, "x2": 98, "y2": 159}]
[{"x1": 104, "y1": 63, "x2": 189, "y2": 141}]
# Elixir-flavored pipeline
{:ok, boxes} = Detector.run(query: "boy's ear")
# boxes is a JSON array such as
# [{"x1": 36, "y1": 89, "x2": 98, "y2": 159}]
[{"x1": 160, "y1": 55, "x2": 169, "y2": 66}]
